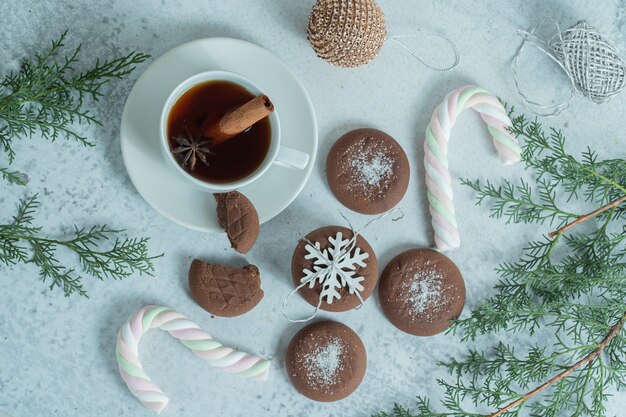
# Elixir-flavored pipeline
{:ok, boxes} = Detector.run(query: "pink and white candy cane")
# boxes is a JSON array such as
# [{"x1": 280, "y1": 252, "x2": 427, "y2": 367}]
[
  {"x1": 116, "y1": 305, "x2": 270, "y2": 413},
  {"x1": 424, "y1": 85, "x2": 522, "y2": 251}
]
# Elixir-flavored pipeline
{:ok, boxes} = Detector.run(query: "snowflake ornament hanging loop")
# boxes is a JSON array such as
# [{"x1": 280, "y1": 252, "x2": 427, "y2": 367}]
[{"x1": 282, "y1": 209, "x2": 401, "y2": 323}]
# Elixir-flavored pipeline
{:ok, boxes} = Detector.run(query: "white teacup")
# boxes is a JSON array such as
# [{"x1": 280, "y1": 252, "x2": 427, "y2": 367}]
[{"x1": 159, "y1": 70, "x2": 309, "y2": 192}]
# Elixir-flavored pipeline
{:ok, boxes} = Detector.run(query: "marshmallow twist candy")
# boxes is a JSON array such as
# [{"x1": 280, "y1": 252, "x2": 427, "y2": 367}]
[
  {"x1": 424, "y1": 85, "x2": 522, "y2": 251},
  {"x1": 116, "y1": 305, "x2": 270, "y2": 413}
]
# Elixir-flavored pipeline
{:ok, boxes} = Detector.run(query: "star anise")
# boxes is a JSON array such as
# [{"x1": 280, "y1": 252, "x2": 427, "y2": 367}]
[{"x1": 172, "y1": 127, "x2": 213, "y2": 172}]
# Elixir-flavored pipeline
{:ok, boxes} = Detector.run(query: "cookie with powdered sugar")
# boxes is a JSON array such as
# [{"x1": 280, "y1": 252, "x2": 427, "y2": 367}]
[
  {"x1": 379, "y1": 248, "x2": 466, "y2": 336},
  {"x1": 286, "y1": 320, "x2": 366, "y2": 401},
  {"x1": 326, "y1": 128, "x2": 409, "y2": 214}
]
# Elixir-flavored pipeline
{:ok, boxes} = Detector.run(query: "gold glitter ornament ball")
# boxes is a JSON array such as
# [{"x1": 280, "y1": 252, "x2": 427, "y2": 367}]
[{"x1": 307, "y1": 0, "x2": 387, "y2": 68}]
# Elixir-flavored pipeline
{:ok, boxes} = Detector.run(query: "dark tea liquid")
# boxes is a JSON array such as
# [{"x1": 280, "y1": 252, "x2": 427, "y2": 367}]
[{"x1": 167, "y1": 80, "x2": 271, "y2": 183}]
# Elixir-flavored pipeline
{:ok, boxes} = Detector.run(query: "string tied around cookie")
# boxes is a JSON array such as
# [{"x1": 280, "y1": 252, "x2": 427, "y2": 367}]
[
  {"x1": 282, "y1": 209, "x2": 402, "y2": 323},
  {"x1": 514, "y1": 19, "x2": 626, "y2": 117},
  {"x1": 388, "y1": 32, "x2": 460, "y2": 72}
]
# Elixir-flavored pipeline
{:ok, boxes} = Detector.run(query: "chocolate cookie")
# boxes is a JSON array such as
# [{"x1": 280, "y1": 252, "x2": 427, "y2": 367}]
[
  {"x1": 291, "y1": 226, "x2": 378, "y2": 312},
  {"x1": 214, "y1": 191, "x2": 259, "y2": 254},
  {"x1": 326, "y1": 128, "x2": 409, "y2": 214},
  {"x1": 286, "y1": 321, "x2": 366, "y2": 402},
  {"x1": 378, "y1": 249, "x2": 465, "y2": 336},
  {"x1": 188, "y1": 259, "x2": 264, "y2": 317}
]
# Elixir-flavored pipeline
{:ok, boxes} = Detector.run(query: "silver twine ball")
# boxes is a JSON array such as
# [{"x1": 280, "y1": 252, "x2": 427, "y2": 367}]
[
  {"x1": 515, "y1": 20, "x2": 626, "y2": 116},
  {"x1": 551, "y1": 20, "x2": 625, "y2": 103}
]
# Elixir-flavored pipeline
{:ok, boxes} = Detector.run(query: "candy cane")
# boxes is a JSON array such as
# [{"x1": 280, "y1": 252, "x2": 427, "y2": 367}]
[
  {"x1": 116, "y1": 305, "x2": 270, "y2": 413},
  {"x1": 424, "y1": 85, "x2": 522, "y2": 251}
]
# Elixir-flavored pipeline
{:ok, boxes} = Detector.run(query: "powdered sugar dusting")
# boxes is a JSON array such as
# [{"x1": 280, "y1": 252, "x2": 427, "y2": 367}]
[
  {"x1": 343, "y1": 137, "x2": 397, "y2": 199},
  {"x1": 403, "y1": 261, "x2": 445, "y2": 322},
  {"x1": 350, "y1": 151, "x2": 394, "y2": 187},
  {"x1": 303, "y1": 338, "x2": 344, "y2": 387}
]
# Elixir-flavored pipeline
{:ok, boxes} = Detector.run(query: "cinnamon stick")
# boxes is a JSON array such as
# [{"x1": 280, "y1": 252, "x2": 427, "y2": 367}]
[{"x1": 204, "y1": 94, "x2": 274, "y2": 146}]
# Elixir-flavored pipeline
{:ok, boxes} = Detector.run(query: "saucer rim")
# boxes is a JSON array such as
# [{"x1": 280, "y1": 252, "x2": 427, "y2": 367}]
[{"x1": 120, "y1": 37, "x2": 318, "y2": 233}]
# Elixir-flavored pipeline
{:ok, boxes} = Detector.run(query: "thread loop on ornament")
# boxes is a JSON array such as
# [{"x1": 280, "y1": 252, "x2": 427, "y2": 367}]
[
  {"x1": 389, "y1": 32, "x2": 460, "y2": 72},
  {"x1": 514, "y1": 19, "x2": 626, "y2": 117}
]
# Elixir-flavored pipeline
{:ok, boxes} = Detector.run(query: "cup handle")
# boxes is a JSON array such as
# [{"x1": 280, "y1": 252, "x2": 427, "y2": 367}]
[{"x1": 273, "y1": 145, "x2": 309, "y2": 170}]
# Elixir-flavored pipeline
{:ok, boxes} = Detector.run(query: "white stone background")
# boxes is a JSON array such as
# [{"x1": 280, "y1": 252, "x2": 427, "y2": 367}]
[{"x1": 0, "y1": 0, "x2": 625, "y2": 416}]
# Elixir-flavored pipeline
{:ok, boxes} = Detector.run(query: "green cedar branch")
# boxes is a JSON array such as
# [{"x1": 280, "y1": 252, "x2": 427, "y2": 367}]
[
  {"x1": 0, "y1": 30, "x2": 150, "y2": 178},
  {"x1": 0, "y1": 195, "x2": 162, "y2": 297},
  {"x1": 549, "y1": 194, "x2": 626, "y2": 237},
  {"x1": 489, "y1": 311, "x2": 626, "y2": 417},
  {"x1": 375, "y1": 110, "x2": 626, "y2": 417},
  {"x1": 0, "y1": 166, "x2": 27, "y2": 185}
]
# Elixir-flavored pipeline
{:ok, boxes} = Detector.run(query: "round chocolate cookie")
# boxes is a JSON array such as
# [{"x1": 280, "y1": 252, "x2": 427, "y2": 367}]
[
  {"x1": 378, "y1": 249, "x2": 465, "y2": 336},
  {"x1": 291, "y1": 226, "x2": 378, "y2": 312},
  {"x1": 286, "y1": 320, "x2": 366, "y2": 402},
  {"x1": 326, "y1": 128, "x2": 409, "y2": 214}
]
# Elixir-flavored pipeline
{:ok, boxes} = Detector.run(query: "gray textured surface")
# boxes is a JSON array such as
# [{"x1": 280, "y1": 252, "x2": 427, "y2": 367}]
[{"x1": 0, "y1": 1, "x2": 625, "y2": 416}]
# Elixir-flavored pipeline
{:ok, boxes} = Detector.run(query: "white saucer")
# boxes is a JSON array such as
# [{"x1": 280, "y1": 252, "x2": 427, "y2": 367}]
[{"x1": 120, "y1": 38, "x2": 318, "y2": 232}]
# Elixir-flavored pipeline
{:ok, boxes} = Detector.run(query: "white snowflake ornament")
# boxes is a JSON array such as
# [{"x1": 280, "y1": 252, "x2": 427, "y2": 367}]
[{"x1": 301, "y1": 231, "x2": 369, "y2": 304}]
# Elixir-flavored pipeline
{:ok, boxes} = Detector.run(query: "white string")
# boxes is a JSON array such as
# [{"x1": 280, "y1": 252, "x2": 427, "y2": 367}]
[
  {"x1": 282, "y1": 209, "x2": 402, "y2": 323},
  {"x1": 389, "y1": 32, "x2": 460, "y2": 72},
  {"x1": 282, "y1": 283, "x2": 324, "y2": 323},
  {"x1": 513, "y1": 20, "x2": 575, "y2": 117}
]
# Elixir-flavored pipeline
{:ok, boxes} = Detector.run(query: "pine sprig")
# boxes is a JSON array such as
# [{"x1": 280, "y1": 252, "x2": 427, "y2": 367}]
[
  {"x1": 460, "y1": 178, "x2": 577, "y2": 226},
  {"x1": 0, "y1": 166, "x2": 27, "y2": 185},
  {"x1": 0, "y1": 195, "x2": 162, "y2": 297},
  {"x1": 377, "y1": 111, "x2": 626, "y2": 417},
  {"x1": 0, "y1": 30, "x2": 150, "y2": 182},
  {"x1": 509, "y1": 112, "x2": 626, "y2": 213}
]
